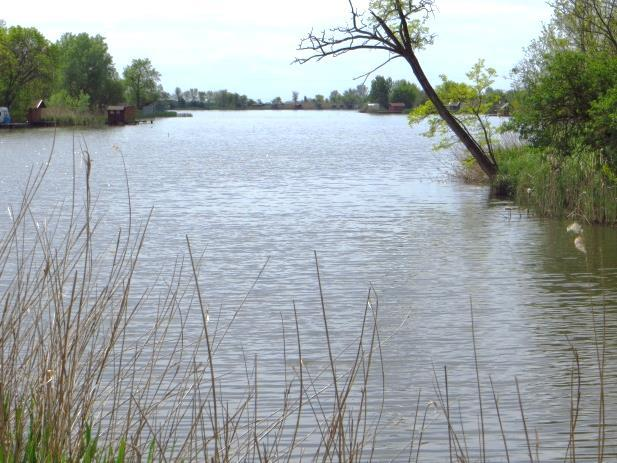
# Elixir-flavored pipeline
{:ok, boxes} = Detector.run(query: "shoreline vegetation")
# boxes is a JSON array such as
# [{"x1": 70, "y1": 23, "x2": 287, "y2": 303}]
[
  {"x1": 291, "y1": 0, "x2": 617, "y2": 226},
  {"x1": 0, "y1": 145, "x2": 612, "y2": 462}
]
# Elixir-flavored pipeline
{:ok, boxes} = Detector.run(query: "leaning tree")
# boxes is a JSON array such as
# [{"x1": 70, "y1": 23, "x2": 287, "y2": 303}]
[{"x1": 296, "y1": 0, "x2": 498, "y2": 178}]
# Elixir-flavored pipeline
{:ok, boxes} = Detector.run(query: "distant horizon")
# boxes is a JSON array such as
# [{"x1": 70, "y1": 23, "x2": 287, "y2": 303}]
[{"x1": 2, "y1": 0, "x2": 553, "y2": 101}]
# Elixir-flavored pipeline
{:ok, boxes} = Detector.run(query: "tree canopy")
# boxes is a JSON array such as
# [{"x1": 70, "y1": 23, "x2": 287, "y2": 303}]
[
  {"x1": 508, "y1": 0, "x2": 617, "y2": 169},
  {"x1": 56, "y1": 33, "x2": 122, "y2": 109},
  {"x1": 123, "y1": 58, "x2": 161, "y2": 109},
  {"x1": 0, "y1": 26, "x2": 54, "y2": 110},
  {"x1": 390, "y1": 79, "x2": 422, "y2": 108},
  {"x1": 410, "y1": 60, "x2": 499, "y2": 159},
  {"x1": 369, "y1": 75, "x2": 392, "y2": 108}
]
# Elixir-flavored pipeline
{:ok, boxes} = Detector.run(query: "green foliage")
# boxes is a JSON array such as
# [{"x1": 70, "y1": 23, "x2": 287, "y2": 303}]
[
  {"x1": 210, "y1": 89, "x2": 248, "y2": 109},
  {"x1": 409, "y1": 59, "x2": 499, "y2": 155},
  {"x1": 389, "y1": 79, "x2": 421, "y2": 108},
  {"x1": 509, "y1": 50, "x2": 617, "y2": 167},
  {"x1": 551, "y1": 0, "x2": 617, "y2": 54},
  {"x1": 55, "y1": 33, "x2": 122, "y2": 109},
  {"x1": 49, "y1": 89, "x2": 91, "y2": 111},
  {"x1": 0, "y1": 25, "x2": 54, "y2": 113},
  {"x1": 502, "y1": 0, "x2": 617, "y2": 222},
  {"x1": 494, "y1": 144, "x2": 617, "y2": 223},
  {"x1": 338, "y1": 85, "x2": 367, "y2": 109},
  {"x1": 123, "y1": 58, "x2": 161, "y2": 109},
  {"x1": 368, "y1": 0, "x2": 435, "y2": 50},
  {"x1": 368, "y1": 75, "x2": 392, "y2": 109},
  {"x1": 329, "y1": 89, "x2": 341, "y2": 106}
]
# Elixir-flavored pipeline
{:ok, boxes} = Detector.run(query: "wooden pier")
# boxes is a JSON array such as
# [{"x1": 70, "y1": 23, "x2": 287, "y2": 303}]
[{"x1": 0, "y1": 123, "x2": 29, "y2": 129}]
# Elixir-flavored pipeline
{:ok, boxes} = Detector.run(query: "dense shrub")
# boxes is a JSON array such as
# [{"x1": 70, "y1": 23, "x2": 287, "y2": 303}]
[{"x1": 509, "y1": 50, "x2": 617, "y2": 168}]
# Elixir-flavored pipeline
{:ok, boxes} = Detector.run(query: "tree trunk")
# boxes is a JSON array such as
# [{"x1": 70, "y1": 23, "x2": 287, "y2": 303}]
[{"x1": 403, "y1": 51, "x2": 498, "y2": 178}]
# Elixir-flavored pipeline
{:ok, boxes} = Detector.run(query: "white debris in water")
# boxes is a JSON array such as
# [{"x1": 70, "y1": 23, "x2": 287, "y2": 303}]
[
  {"x1": 574, "y1": 236, "x2": 587, "y2": 254},
  {"x1": 567, "y1": 222, "x2": 583, "y2": 235}
]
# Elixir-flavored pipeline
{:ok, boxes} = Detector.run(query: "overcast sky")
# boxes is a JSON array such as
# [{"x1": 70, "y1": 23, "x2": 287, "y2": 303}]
[{"x1": 3, "y1": 0, "x2": 553, "y2": 101}]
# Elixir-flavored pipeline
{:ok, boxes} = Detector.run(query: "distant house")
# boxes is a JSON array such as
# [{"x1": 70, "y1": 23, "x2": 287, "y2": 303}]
[
  {"x1": 447, "y1": 101, "x2": 461, "y2": 112},
  {"x1": 388, "y1": 102, "x2": 406, "y2": 113},
  {"x1": 365, "y1": 103, "x2": 381, "y2": 113},
  {"x1": 27, "y1": 100, "x2": 46, "y2": 124},
  {"x1": 107, "y1": 105, "x2": 136, "y2": 125}
]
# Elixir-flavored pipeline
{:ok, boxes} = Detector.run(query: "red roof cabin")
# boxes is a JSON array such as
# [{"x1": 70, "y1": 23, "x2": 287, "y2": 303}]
[
  {"x1": 107, "y1": 105, "x2": 137, "y2": 125},
  {"x1": 27, "y1": 100, "x2": 46, "y2": 124},
  {"x1": 388, "y1": 102, "x2": 406, "y2": 114}
]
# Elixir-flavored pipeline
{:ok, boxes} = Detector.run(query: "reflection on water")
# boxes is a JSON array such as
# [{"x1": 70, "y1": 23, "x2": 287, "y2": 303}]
[{"x1": 1, "y1": 111, "x2": 616, "y2": 460}]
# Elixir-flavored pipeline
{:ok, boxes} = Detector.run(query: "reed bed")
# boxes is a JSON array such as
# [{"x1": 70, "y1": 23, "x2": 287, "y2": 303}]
[
  {"x1": 491, "y1": 143, "x2": 617, "y2": 224},
  {"x1": 0, "y1": 142, "x2": 613, "y2": 461},
  {"x1": 40, "y1": 107, "x2": 107, "y2": 126}
]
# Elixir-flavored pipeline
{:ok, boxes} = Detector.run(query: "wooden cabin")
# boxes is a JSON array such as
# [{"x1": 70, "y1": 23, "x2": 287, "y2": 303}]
[
  {"x1": 388, "y1": 102, "x2": 406, "y2": 114},
  {"x1": 447, "y1": 101, "x2": 461, "y2": 112},
  {"x1": 27, "y1": 100, "x2": 46, "y2": 124},
  {"x1": 107, "y1": 105, "x2": 136, "y2": 125}
]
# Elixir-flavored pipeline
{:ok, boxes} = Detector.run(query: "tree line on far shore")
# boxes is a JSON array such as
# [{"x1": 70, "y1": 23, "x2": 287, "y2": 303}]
[
  {"x1": 0, "y1": 22, "x2": 161, "y2": 120},
  {"x1": 0, "y1": 20, "x2": 438, "y2": 121},
  {"x1": 170, "y1": 78, "x2": 424, "y2": 111}
]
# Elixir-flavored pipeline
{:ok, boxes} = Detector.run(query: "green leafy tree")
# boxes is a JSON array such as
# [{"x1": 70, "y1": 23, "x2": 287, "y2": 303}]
[
  {"x1": 48, "y1": 89, "x2": 90, "y2": 111},
  {"x1": 342, "y1": 89, "x2": 359, "y2": 109},
  {"x1": 329, "y1": 90, "x2": 342, "y2": 106},
  {"x1": 389, "y1": 79, "x2": 421, "y2": 108},
  {"x1": 123, "y1": 58, "x2": 161, "y2": 109},
  {"x1": 0, "y1": 26, "x2": 54, "y2": 110},
  {"x1": 368, "y1": 75, "x2": 392, "y2": 108},
  {"x1": 102, "y1": 78, "x2": 124, "y2": 105},
  {"x1": 551, "y1": 0, "x2": 617, "y2": 53},
  {"x1": 510, "y1": 50, "x2": 617, "y2": 166},
  {"x1": 356, "y1": 84, "x2": 368, "y2": 98},
  {"x1": 56, "y1": 33, "x2": 121, "y2": 108},
  {"x1": 410, "y1": 59, "x2": 500, "y2": 161}
]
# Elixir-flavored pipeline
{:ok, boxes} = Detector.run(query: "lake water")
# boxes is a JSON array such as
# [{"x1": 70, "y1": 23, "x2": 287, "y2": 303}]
[{"x1": 1, "y1": 110, "x2": 616, "y2": 461}]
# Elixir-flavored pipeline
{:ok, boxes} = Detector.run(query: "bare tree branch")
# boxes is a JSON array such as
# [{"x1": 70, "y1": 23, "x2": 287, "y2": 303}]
[{"x1": 295, "y1": 0, "x2": 498, "y2": 178}]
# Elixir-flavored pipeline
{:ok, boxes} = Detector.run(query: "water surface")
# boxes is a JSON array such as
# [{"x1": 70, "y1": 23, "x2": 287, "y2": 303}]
[{"x1": 1, "y1": 111, "x2": 616, "y2": 461}]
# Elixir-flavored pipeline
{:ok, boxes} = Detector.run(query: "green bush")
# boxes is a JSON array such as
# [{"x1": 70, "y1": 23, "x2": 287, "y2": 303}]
[
  {"x1": 493, "y1": 144, "x2": 617, "y2": 223},
  {"x1": 509, "y1": 50, "x2": 617, "y2": 167}
]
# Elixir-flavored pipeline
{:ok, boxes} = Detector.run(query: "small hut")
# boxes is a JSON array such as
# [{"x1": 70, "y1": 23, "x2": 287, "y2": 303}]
[
  {"x1": 388, "y1": 102, "x2": 406, "y2": 114},
  {"x1": 107, "y1": 105, "x2": 137, "y2": 125},
  {"x1": 27, "y1": 100, "x2": 46, "y2": 124}
]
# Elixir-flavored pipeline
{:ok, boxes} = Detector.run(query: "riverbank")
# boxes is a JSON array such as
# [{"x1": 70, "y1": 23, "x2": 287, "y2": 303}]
[
  {"x1": 0, "y1": 109, "x2": 188, "y2": 128},
  {"x1": 489, "y1": 144, "x2": 617, "y2": 225}
]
